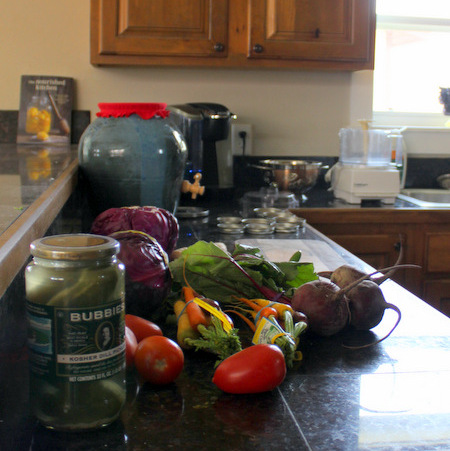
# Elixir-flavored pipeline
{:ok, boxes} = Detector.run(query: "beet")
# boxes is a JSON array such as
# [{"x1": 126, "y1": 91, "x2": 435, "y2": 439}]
[
  {"x1": 329, "y1": 240, "x2": 405, "y2": 288},
  {"x1": 291, "y1": 279, "x2": 349, "y2": 337},
  {"x1": 287, "y1": 264, "x2": 420, "y2": 342},
  {"x1": 344, "y1": 279, "x2": 402, "y2": 348},
  {"x1": 347, "y1": 279, "x2": 401, "y2": 330},
  {"x1": 330, "y1": 264, "x2": 418, "y2": 329},
  {"x1": 330, "y1": 265, "x2": 367, "y2": 287},
  {"x1": 330, "y1": 264, "x2": 395, "y2": 288},
  {"x1": 330, "y1": 264, "x2": 418, "y2": 349}
]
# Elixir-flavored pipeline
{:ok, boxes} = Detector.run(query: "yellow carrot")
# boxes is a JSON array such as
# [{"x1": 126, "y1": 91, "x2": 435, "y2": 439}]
[{"x1": 174, "y1": 300, "x2": 200, "y2": 349}]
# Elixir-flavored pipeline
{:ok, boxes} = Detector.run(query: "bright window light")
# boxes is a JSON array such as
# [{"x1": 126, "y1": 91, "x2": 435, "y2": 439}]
[{"x1": 373, "y1": 0, "x2": 450, "y2": 124}]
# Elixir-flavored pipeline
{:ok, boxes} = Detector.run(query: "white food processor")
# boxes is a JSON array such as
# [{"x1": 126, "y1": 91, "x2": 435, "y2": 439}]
[{"x1": 326, "y1": 123, "x2": 403, "y2": 204}]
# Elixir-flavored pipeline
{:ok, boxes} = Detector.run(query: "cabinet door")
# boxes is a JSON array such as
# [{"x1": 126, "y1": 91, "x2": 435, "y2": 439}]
[
  {"x1": 92, "y1": 0, "x2": 229, "y2": 60},
  {"x1": 423, "y1": 281, "x2": 450, "y2": 317},
  {"x1": 424, "y1": 232, "x2": 450, "y2": 274},
  {"x1": 327, "y1": 234, "x2": 403, "y2": 267},
  {"x1": 248, "y1": 0, "x2": 375, "y2": 64}
]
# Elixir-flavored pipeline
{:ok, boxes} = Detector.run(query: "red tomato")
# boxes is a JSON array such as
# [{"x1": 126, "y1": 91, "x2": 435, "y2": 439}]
[
  {"x1": 134, "y1": 336, "x2": 184, "y2": 385},
  {"x1": 125, "y1": 326, "x2": 138, "y2": 368},
  {"x1": 212, "y1": 344, "x2": 286, "y2": 394},
  {"x1": 125, "y1": 314, "x2": 163, "y2": 342}
]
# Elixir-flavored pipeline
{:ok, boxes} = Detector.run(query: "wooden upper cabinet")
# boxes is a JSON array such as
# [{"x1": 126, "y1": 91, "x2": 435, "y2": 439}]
[
  {"x1": 91, "y1": 0, "x2": 229, "y2": 61},
  {"x1": 248, "y1": 0, "x2": 374, "y2": 64},
  {"x1": 90, "y1": 0, "x2": 375, "y2": 69}
]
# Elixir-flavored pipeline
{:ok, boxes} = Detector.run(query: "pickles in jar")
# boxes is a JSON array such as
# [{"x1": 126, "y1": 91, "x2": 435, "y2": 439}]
[{"x1": 25, "y1": 234, "x2": 126, "y2": 431}]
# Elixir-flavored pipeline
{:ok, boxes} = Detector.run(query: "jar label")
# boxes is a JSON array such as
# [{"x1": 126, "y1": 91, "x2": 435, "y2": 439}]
[{"x1": 27, "y1": 298, "x2": 125, "y2": 383}]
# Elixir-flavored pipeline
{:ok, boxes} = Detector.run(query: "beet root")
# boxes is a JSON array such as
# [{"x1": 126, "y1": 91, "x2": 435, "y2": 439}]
[
  {"x1": 329, "y1": 240, "x2": 410, "y2": 288},
  {"x1": 344, "y1": 279, "x2": 402, "y2": 349},
  {"x1": 330, "y1": 264, "x2": 403, "y2": 288},
  {"x1": 347, "y1": 280, "x2": 394, "y2": 330},
  {"x1": 330, "y1": 265, "x2": 367, "y2": 287},
  {"x1": 291, "y1": 280, "x2": 349, "y2": 337}
]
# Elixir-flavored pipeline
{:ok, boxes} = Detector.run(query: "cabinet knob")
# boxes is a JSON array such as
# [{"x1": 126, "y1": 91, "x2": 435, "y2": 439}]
[
  {"x1": 253, "y1": 44, "x2": 263, "y2": 53},
  {"x1": 315, "y1": 28, "x2": 320, "y2": 38},
  {"x1": 214, "y1": 43, "x2": 225, "y2": 52}
]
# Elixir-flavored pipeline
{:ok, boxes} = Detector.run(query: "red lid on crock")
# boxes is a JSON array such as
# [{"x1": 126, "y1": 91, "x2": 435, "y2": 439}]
[{"x1": 96, "y1": 103, "x2": 170, "y2": 120}]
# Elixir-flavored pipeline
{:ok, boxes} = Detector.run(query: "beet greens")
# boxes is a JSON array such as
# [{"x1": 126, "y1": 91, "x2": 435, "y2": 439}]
[{"x1": 168, "y1": 241, "x2": 318, "y2": 305}]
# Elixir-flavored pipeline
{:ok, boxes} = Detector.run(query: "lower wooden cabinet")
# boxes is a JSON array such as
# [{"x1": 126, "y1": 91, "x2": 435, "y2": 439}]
[
  {"x1": 423, "y1": 280, "x2": 450, "y2": 317},
  {"x1": 421, "y1": 230, "x2": 450, "y2": 316},
  {"x1": 325, "y1": 233, "x2": 407, "y2": 286},
  {"x1": 292, "y1": 208, "x2": 450, "y2": 317}
]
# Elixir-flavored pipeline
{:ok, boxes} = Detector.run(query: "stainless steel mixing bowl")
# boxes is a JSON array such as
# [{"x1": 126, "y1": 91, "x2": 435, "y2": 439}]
[{"x1": 254, "y1": 159, "x2": 326, "y2": 194}]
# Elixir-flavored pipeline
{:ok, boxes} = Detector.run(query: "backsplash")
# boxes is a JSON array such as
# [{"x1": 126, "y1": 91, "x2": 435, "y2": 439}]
[
  {"x1": 404, "y1": 157, "x2": 450, "y2": 188},
  {"x1": 233, "y1": 155, "x2": 450, "y2": 194}
]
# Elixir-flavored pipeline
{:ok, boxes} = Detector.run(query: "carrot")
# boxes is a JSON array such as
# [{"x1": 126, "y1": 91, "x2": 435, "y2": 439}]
[
  {"x1": 182, "y1": 286, "x2": 210, "y2": 331},
  {"x1": 174, "y1": 300, "x2": 200, "y2": 349},
  {"x1": 250, "y1": 298, "x2": 295, "y2": 317},
  {"x1": 232, "y1": 297, "x2": 282, "y2": 324},
  {"x1": 233, "y1": 297, "x2": 263, "y2": 312},
  {"x1": 254, "y1": 306, "x2": 278, "y2": 325},
  {"x1": 224, "y1": 309, "x2": 256, "y2": 332}
]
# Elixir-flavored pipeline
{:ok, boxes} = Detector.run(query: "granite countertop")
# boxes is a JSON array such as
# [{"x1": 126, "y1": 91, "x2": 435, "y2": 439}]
[
  {"x1": 0, "y1": 143, "x2": 78, "y2": 297},
  {"x1": 1, "y1": 145, "x2": 450, "y2": 450},
  {"x1": 1, "y1": 215, "x2": 450, "y2": 450}
]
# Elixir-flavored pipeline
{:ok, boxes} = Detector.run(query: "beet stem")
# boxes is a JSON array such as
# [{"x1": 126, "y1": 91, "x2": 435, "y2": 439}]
[
  {"x1": 338, "y1": 264, "x2": 421, "y2": 298},
  {"x1": 317, "y1": 271, "x2": 333, "y2": 279},
  {"x1": 373, "y1": 236, "x2": 405, "y2": 285},
  {"x1": 188, "y1": 252, "x2": 291, "y2": 304}
]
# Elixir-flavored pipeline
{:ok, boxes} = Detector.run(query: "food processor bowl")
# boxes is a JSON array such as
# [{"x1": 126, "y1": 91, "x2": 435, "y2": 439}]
[{"x1": 339, "y1": 128, "x2": 391, "y2": 166}]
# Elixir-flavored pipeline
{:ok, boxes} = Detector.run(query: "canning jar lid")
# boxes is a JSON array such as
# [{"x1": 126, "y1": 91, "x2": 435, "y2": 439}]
[
  {"x1": 30, "y1": 234, "x2": 120, "y2": 261},
  {"x1": 96, "y1": 103, "x2": 170, "y2": 120}
]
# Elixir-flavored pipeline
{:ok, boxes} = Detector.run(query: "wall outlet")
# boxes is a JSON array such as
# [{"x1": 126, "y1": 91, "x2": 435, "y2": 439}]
[{"x1": 231, "y1": 123, "x2": 253, "y2": 156}]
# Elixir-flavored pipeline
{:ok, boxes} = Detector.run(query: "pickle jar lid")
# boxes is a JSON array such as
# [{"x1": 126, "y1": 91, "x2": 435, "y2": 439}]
[{"x1": 30, "y1": 234, "x2": 120, "y2": 261}]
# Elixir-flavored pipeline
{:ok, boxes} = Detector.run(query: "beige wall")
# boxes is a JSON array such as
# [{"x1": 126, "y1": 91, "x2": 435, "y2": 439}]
[{"x1": 1, "y1": 1, "x2": 374, "y2": 157}]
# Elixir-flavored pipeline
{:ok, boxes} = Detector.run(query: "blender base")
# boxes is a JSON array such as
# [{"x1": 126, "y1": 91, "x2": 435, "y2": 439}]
[{"x1": 331, "y1": 164, "x2": 400, "y2": 204}]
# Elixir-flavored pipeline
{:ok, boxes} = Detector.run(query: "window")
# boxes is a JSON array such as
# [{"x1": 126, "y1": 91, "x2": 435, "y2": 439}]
[{"x1": 373, "y1": 0, "x2": 450, "y2": 126}]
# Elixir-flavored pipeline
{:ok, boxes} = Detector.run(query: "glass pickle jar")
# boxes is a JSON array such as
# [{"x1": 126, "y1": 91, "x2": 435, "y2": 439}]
[{"x1": 25, "y1": 234, "x2": 126, "y2": 431}]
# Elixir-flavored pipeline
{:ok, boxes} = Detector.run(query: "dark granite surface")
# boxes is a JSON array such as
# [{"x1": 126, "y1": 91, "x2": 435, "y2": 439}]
[
  {"x1": 1, "y1": 203, "x2": 450, "y2": 451},
  {"x1": 1, "y1": 138, "x2": 450, "y2": 450}
]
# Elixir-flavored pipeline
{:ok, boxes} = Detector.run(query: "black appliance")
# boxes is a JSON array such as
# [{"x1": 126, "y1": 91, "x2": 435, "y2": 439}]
[{"x1": 168, "y1": 103, "x2": 235, "y2": 190}]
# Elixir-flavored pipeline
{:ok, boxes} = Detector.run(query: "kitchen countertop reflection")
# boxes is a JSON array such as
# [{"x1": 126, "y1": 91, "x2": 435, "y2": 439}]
[
  {"x1": 0, "y1": 144, "x2": 78, "y2": 298},
  {"x1": 0, "y1": 144, "x2": 77, "y2": 234}
]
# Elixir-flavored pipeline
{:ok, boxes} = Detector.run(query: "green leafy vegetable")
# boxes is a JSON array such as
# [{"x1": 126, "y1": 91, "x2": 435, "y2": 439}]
[
  {"x1": 184, "y1": 316, "x2": 242, "y2": 367},
  {"x1": 169, "y1": 241, "x2": 317, "y2": 304}
]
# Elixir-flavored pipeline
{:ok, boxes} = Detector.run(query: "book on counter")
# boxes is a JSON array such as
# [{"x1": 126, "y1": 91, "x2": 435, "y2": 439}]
[{"x1": 17, "y1": 75, "x2": 74, "y2": 145}]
